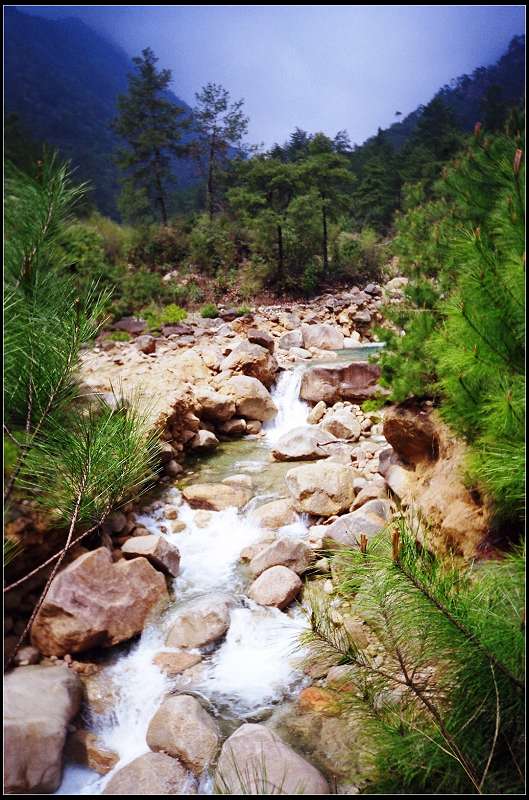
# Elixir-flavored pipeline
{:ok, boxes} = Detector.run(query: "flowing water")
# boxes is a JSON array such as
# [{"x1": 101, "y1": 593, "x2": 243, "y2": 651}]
[{"x1": 56, "y1": 344, "x2": 383, "y2": 795}]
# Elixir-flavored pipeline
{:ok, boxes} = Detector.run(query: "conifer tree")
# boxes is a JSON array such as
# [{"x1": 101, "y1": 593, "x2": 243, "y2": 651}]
[
  {"x1": 303, "y1": 520, "x2": 525, "y2": 794},
  {"x1": 228, "y1": 155, "x2": 299, "y2": 286},
  {"x1": 351, "y1": 128, "x2": 401, "y2": 231},
  {"x1": 4, "y1": 155, "x2": 161, "y2": 662},
  {"x1": 301, "y1": 133, "x2": 355, "y2": 271},
  {"x1": 192, "y1": 82, "x2": 249, "y2": 218},
  {"x1": 112, "y1": 47, "x2": 187, "y2": 225}
]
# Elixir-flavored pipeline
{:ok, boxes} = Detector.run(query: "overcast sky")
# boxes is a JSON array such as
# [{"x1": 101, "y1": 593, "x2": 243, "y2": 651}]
[{"x1": 16, "y1": 5, "x2": 526, "y2": 147}]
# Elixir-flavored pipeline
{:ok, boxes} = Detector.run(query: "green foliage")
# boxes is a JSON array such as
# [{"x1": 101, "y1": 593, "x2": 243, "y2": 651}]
[
  {"x1": 113, "y1": 47, "x2": 188, "y2": 225},
  {"x1": 200, "y1": 303, "x2": 219, "y2": 318},
  {"x1": 236, "y1": 305, "x2": 252, "y2": 317},
  {"x1": 188, "y1": 213, "x2": 239, "y2": 275},
  {"x1": 4, "y1": 154, "x2": 160, "y2": 576},
  {"x1": 141, "y1": 302, "x2": 187, "y2": 331},
  {"x1": 303, "y1": 520, "x2": 525, "y2": 794},
  {"x1": 107, "y1": 331, "x2": 131, "y2": 342},
  {"x1": 377, "y1": 123, "x2": 525, "y2": 517}
]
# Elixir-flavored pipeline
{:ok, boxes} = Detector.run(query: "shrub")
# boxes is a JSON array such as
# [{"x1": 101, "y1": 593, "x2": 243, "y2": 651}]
[
  {"x1": 200, "y1": 303, "x2": 219, "y2": 318},
  {"x1": 107, "y1": 331, "x2": 131, "y2": 342},
  {"x1": 141, "y1": 303, "x2": 187, "y2": 331},
  {"x1": 236, "y1": 305, "x2": 252, "y2": 317},
  {"x1": 128, "y1": 222, "x2": 190, "y2": 272},
  {"x1": 188, "y1": 213, "x2": 238, "y2": 275}
]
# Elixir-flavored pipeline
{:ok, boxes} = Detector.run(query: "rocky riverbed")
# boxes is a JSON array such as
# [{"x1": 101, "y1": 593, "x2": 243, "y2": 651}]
[{"x1": 4, "y1": 276, "x2": 493, "y2": 795}]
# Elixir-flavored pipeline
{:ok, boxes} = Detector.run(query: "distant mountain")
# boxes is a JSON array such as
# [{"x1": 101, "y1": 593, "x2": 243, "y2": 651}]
[
  {"x1": 381, "y1": 35, "x2": 525, "y2": 151},
  {"x1": 4, "y1": 6, "x2": 196, "y2": 217}
]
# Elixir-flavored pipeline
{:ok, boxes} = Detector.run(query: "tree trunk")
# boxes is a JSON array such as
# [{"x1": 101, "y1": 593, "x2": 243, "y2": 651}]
[
  {"x1": 207, "y1": 138, "x2": 215, "y2": 219},
  {"x1": 154, "y1": 150, "x2": 168, "y2": 226},
  {"x1": 322, "y1": 200, "x2": 329, "y2": 272},
  {"x1": 277, "y1": 223, "x2": 284, "y2": 286}
]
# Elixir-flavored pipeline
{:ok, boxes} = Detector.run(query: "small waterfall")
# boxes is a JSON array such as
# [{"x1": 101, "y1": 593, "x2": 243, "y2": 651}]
[{"x1": 264, "y1": 368, "x2": 309, "y2": 444}]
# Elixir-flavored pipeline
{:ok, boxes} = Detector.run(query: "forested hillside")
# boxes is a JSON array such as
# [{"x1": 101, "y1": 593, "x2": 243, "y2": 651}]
[{"x1": 4, "y1": 6, "x2": 195, "y2": 216}]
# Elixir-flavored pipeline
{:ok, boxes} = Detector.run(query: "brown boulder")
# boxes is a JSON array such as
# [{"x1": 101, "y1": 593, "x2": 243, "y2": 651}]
[
  {"x1": 103, "y1": 752, "x2": 196, "y2": 795},
  {"x1": 153, "y1": 650, "x2": 202, "y2": 676},
  {"x1": 222, "y1": 375, "x2": 277, "y2": 421},
  {"x1": 64, "y1": 729, "x2": 118, "y2": 775},
  {"x1": 30, "y1": 548, "x2": 168, "y2": 656},
  {"x1": 285, "y1": 461, "x2": 357, "y2": 517},
  {"x1": 182, "y1": 482, "x2": 252, "y2": 511},
  {"x1": 166, "y1": 595, "x2": 230, "y2": 648},
  {"x1": 300, "y1": 361, "x2": 383, "y2": 405},
  {"x1": 247, "y1": 328, "x2": 275, "y2": 353},
  {"x1": 221, "y1": 341, "x2": 278, "y2": 388},
  {"x1": 383, "y1": 403, "x2": 440, "y2": 465},
  {"x1": 121, "y1": 534, "x2": 181, "y2": 577},
  {"x1": 4, "y1": 665, "x2": 82, "y2": 793},
  {"x1": 249, "y1": 538, "x2": 315, "y2": 577},
  {"x1": 248, "y1": 565, "x2": 302, "y2": 609},
  {"x1": 215, "y1": 723, "x2": 329, "y2": 794},
  {"x1": 146, "y1": 694, "x2": 220, "y2": 775}
]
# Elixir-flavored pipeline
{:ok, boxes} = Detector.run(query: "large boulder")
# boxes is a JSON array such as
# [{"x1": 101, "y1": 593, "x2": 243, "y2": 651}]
[
  {"x1": 190, "y1": 429, "x2": 219, "y2": 451},
  {"x1": 103, "y1": 752, "x2": 196, "y2": 795},
  {"x1": 166, "y1": 595, "x2": 230, "y2": 648},
  {"x1": 221, "y1": 341, "x2": 278, "y2": 388},
  {"x1": 278, "y1": 329, "x2": 303, "y2": 350},
  {"x1": 271, "y1": 426, "x2": 336, "y2": 461},
  {"x1": 300, "y1": 361, "x2": 382, "y2": 405},
  {"x1": 285, "y1": 462, "x2": 357, "y2": 517},
  {"x1": 222, "y1": 375, "x2": 277, "y2": 421},
  {"x1": 64, "y1": 729, "x2": 119, "y2": 775},
  {"x1": 321, "y1": 499, "x2": 392, "y2": 547},
  {"x1": 249, "y1": 498, "x2": 298, "y2": 530},
  {"x1": 147, "y1": 695, "x2": 220, "y2": 775},
  {"x1": 249, "y1": 538, "x2": 315, "y2": 577},
  {"x1": 195, "y1": 386, "x2": 236, "y2": 422},
  {"x1": 4, "y1": 664, "x2": 82, "y2": 793},
  {"x1": 301, "y1": 323, "x2": 344, "y2": 351},
  {"x1": 121, "y1": 535, "x2": 181, "y2": 577},
  {"x1": 182, "y1": 482, "x2": 252, "y2": 511},
  {"x1": 215, "y1": 723, "x2": 329, "y2": 794},
  {"x1": 30, "y1": 548, "x2": 168, "y2": 656},
  {"x1": 321, "y1": 407, "x2": 361, "y2": 440},
  {"x1": 247, "y1": 328, "x2": 275, "y2": 353},
  {"x1": 248, "y1": 565, "x2": 302, "y2": 609},
  {"x1": 383, "y1": 403, "x2": 440, "y2": 465}
]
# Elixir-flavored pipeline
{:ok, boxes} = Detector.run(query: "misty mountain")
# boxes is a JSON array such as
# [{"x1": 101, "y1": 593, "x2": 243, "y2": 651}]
[
  {"x1": 4, "y1": 6, "x2": 196, "y2": 216},
  {"x1": 381, "y1": 34, "x2": 525, "y2": 151}
]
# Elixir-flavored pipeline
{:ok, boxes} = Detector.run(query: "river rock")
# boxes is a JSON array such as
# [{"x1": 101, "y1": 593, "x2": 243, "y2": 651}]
[
  {"x1": 249, "y1": 538, "x2": 315, "y2": 577},
  {"x1": 218, "y1": 417, "x2": 247, "y2": 435},
  {"x1": 4, "y1": 664, "x2": 82, "y2": 793},
  {"x1": 182, "y1": 482, "x2": 252, "y2": 511},
  {"x1": 247, "y1": 328, "x2": 275, "y2": 353},
  {"x1": 166, "y1": 595, "x2": 230, "y2": 648},
  {"x1": 383, "y1": 403, "x2": 439, "y2": 465},
  {"x1": 321, "y1": 408, "x2": 361, "y2": 441},
  {"x1": 271, "y1": 426, "x2": 336, "y2": 461},
  {"x1": 153, "y1": 651, "x2": 202, "y2": 676},
  {"x1": 248, "y1": 565, "x2": 302, "y2": 609},
  {"x1": 64, "y1": 729, "x2": 118, "y2": 775},
  {"x1": 278, "y1": 329, "x2": 303, "y2": 349},
  {"x1": 103, "y1": 752, "x2": 196, "y2": 795},
  {"x1": 191, "y1": 429, "x2": 219, "y2": 451},
  {"x1": 301, "y1": 323, "x2": 344, "y2": 350},
  {"x1": 322, "y1": 499, "x2": 392, "y2": 547},
  {"x1": 195, "y1": 386, "x2": 235, "y2": 422},
  {"x1": 136, "y1": 334, "x2": 156, "y2": 354},
  {"x1": 307, "y1": 400, "x2": 326, "y2": 424},
  {"x1": 222, "y1": 375, "x2": 277, "y2": 421},
  {"x1": 221, "y1": 341, "x2": 278, "y2": 388},
  {"x1": 30, "y1": 548, "x2": 168, "y2": 656},
  {"x1": 249, "y1": 498, "x2": 297, "y2": 529},
  {"x1": 285, "y1": 462, "x2": 357, "y2": 517},
  {"x1": 146, "y1": 694, "x2": 220, "y2": 775},
  {"x1": 351, "y1": 482, "x2": 388, "y2": 510},
  {"x1": 300, "y1": 361, "x2": 382, "y2": 405},
  {"x1": 215, "y1": 723, "x2": 329, "y2": 794},
  {"x1": 121, "y1": 535, "x2": 181, "y2": 577}
]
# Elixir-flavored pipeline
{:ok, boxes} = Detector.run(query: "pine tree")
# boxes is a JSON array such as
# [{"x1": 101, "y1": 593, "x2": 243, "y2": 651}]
[
  {"x1": 301, "y1": 133, "x2": 355, "y2": 272},
  {"x1": 228, "y1": 155, "x2": 299, "y2": 287},
  {"x1": 112, "y1": 47, "x2": 187, "y2": 225},
  {"x1": 302, "y1": 520, "x2": 525, "y2": 794},
  {"x1": 351, "y1": 128, "x2": 401, "y2": 231},
  {"x1": 192, "y1": 82, "x2": 249, "y2": 218},
  {"x1": 4, "y1": 155, "x2": 161, "y2": 663},
  {"x1": 400, "y1": 97, "x2": 462, "y2": 187}
]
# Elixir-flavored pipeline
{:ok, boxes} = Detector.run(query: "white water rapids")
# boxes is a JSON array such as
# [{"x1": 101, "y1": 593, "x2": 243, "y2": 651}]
[{"x1": 57, "y1": 367, "x2": 314, "y2": 795}]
